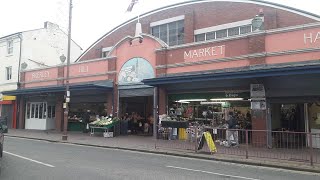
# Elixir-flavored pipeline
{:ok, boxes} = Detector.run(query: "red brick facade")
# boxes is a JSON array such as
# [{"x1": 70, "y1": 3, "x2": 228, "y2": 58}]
[{"x1": 78, "y1": 1, "x2": 317, "y2": 62}]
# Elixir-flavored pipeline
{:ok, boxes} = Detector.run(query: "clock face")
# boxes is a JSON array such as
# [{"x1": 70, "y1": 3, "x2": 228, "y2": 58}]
[{"x1": 118, "y1": 57, "x2": 154, "y2": 85}]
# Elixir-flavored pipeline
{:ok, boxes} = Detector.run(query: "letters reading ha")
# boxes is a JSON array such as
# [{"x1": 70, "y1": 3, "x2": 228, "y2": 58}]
[
  {"x1": 304, "y1": 31, "x2": 320, "y2": 44},
  {"x1": 32, "y1": 71, "x2": 50, "y2": 80},
  {"x1": 184, "y1": 45, "x2": 225, "y2": 62}
]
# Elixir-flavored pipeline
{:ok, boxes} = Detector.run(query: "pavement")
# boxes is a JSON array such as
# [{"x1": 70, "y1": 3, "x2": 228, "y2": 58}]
[
  {"x1": 3, "y1": 129, "x2": 320, "y2": 173},
  {"x1": 1, "y1": 136, "x2": 320, "y2": 180}
]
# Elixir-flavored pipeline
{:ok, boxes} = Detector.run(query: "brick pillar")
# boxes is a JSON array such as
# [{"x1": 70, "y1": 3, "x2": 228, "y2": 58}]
[
  {"x1": 106, "y1": 91, "x2": 113, "y2": 115},
  {"x1": 248, "y1": 35, "x2": 266, "y2": 65},
  {"x1": 17, "y1": 96, "x2": 25, "y2": 129},
  {"x1": 108, "y1": 57, "x2": 117, "y2": 117},
  {"x1": 57, "y1": 65, "x2": 65, "y2": 86},
  {"x1": 263, "y1": 10, "x2": 278, "y2": 29},
  {"x1": 155, "y1": 49, "x2": 167, "y2": 77},
  {"x1": 146, "y1": 96, "x2": 153, "y2": 117},
  {"x1": 19, "y1": 72, "x2": 26, "y2": 88},
  {"x1": 184, "y1": 12, "x2": 195, "y2": 44},
  {"x1": 251, "y1": 110, "x2": 267, "y2": 147},
  {"x1": 55, "y1": 94, "x2": 64, "y2": 131},
  {"x1": 158, "y1": 87, "x2": 167, "y2": 115}
]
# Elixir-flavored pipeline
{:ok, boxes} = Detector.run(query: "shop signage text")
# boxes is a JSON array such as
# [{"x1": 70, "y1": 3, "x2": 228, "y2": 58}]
[
  {"x1": 184, "y1": 45, "x2": 225, "y2": 62},
  {"x1": 304, "y1": 32, "x2": 320, "y2": 45},
  {"x1": 225, "y1": 93, "x2": 239, "y2": 98},
  {"x1": 79, "y1": 65, "x2": 89, "y2": 73},
  {"x1": 31, "y1": 71, "x2": 50, "y2": 80}
]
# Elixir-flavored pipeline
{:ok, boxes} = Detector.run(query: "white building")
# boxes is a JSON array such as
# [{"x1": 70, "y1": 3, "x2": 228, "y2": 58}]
[{"x1": 0, "y1": 21, "x2": 82, "y2": 128}]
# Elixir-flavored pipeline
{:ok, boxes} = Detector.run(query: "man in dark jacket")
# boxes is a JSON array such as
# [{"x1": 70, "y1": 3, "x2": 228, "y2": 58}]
[
  {"x1": 83, "y1": 110, "x2": 90, "y2": 133},
  {"x1": 226, "y1": 112, "x2": 239, "y2": 146}
]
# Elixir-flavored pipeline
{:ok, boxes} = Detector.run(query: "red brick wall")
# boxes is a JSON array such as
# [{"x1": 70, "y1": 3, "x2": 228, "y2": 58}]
[
  {"x1": 108, "y1": 58, "x2": 117, "y2": 71},
  {"x1": 55, "y1": 94, "x2": 64, "y2": 131},
  {"x1": 79, "y1": 1, "x2": 317, "y2": 61},
  {"x1": 57, "y1": 66, "x2": 64, "y2": 86},
  {"x1": 248, "y1": 35, "x2": 266, "y2": 65},
  {"x1": 158, "y1": 87, "x2": 167, "y2": 115}
]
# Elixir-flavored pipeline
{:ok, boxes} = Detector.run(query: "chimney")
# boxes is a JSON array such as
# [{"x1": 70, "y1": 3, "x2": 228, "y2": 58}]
[{"x1": 44, "y1": 21, "x2": 59, "y2": 29}]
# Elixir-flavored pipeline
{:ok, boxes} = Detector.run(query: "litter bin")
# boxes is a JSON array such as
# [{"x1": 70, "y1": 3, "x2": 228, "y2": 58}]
[{"x1": 0, "y1": 116, "x2": 8, "y2": 133}]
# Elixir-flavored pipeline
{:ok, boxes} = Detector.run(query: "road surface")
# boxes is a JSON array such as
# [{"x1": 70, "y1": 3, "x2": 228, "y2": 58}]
[{"x1": 1, "y1": 136, "x2": 319, "y2": 180}]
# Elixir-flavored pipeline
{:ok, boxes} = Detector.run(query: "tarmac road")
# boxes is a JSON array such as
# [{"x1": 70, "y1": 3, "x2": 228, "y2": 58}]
[{"x1": 1, "y1": 136, "x2": 319, "y2": 180}]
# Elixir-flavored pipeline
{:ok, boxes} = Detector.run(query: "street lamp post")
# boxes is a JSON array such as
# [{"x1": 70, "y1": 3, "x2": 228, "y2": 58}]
[{"x1": 62, "y1": 0, "x2": 73, "y2": 141}]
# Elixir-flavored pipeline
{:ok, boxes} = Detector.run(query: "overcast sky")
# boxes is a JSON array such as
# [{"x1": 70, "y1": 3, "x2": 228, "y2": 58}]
[{"x1": 1, "y1": 0, "x2": 319, "y2": 50}]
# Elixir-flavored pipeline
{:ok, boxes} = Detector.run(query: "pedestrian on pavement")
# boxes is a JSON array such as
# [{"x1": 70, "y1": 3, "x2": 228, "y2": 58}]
[
  {"x1": 83, "y1": 110, "x2": 90, "y2": 133},
  {"x1": 226, "y1": 111, "x2": 239, "y2": 147}
]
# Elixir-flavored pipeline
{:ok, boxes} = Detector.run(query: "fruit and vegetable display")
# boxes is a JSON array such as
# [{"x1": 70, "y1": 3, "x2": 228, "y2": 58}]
[{"x1": 90, "y1": 117, "x2": 119, "y2": 127}]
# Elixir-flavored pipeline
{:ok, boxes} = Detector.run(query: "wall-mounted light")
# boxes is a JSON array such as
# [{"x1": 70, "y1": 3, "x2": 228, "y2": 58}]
[
  {"x1": 252, "y1": 15, "x2": 264, "y2": 31},
  {"x1": 60, "y1": 54, "x2": 66, "y2": 63},
  {"x1": 21, "y1": 62, "x2": 28, "y2": 70},
  {"x1": 200, "y1": 102, "x2": 224, "y2": 105},
  {"x1": 210, "y1": 98, "x2": 244, "y2": 101},
  {"x1": 178, "y1": 99, "x2": 206, "y2": 102}
]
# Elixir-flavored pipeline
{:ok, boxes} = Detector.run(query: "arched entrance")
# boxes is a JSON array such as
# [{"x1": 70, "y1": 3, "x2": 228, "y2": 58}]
[{"x1": 118, "y1": 57, "x2": 155, "y2": 136}]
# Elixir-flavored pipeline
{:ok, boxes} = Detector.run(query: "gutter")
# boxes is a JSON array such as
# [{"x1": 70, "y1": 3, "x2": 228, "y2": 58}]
[{"x1": 17, "y1": 33, "x2": 23, "y2": 88}]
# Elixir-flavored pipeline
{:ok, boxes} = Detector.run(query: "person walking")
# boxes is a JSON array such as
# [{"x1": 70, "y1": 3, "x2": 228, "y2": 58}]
[
  {"x1": 226, "y1": 111, "x2": 239, "y2": 147},
  {"x1": 83, "y1": 110, "x2": 90, "y2": 133}
]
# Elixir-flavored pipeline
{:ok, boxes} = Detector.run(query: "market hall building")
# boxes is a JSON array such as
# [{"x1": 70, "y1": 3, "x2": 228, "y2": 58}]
[{"x1": 3, "y1": 0, "x2": 320, "y2": 145}]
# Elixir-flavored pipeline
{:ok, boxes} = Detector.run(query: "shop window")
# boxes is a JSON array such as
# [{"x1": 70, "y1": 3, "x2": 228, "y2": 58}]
[
  {"x1": 151, "y1": 20, "x2": 184, "y2": 46},
  {"x1": 195, "y1": 34, "x2": 205, "y2": 42},
  {"x1": 31, "y1": 104, "x2": 35, "y2": 118},
  {"x1": 26, "y1": 103, "x2": 31, "y2": 119},
  {"x1": 39, "y1": 103, "x2": 43, "y2": 119},
  {"x1": 26, "y1": 102, "x2": 52, "y2": 119},
  {"x1": 52, "y1": 106, "x2": 56, "y2": 118},
  {"x1": 35, "y1": 104, "x2": 39, "y2": 118},
  {"x1": 43, "y1": 103, "x2": 47, "y2": 119},
  {"x1": 48, "y1": 106, "x2": 52, "y2": 118}
]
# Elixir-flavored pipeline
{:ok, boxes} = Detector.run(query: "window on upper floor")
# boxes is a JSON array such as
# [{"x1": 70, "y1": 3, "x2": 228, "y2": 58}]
[
  {"x1": 194, "y1": 19, "x2": 256, "y2": 42},
  {"x1": 6, "y1": 66, "x2": 12, "y2": 80},
  {"x1": 101, "y1": 46, "x2": 113, "y2": 58},
  {"x1": 151, "y1": 19, "x2": 184, "y2": 46},
  {"x1": 7, "y1": 40, "x2": 13, "y2": 54}
]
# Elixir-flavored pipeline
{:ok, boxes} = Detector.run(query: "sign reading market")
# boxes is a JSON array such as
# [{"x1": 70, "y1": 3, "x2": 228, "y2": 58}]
[{"x1": 183, "y1": 45, "x2": 225, "y2": 62}]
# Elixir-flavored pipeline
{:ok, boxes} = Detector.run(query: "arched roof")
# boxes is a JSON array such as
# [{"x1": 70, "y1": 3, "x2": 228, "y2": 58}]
[{"x1": 77, "y1": 0, "x2": 320, "y2": 61}]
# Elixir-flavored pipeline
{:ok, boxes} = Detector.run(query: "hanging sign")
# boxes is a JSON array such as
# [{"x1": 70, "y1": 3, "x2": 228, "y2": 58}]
[{"x1": 250, "y1": 84, "x2": 265, "y2": 98}]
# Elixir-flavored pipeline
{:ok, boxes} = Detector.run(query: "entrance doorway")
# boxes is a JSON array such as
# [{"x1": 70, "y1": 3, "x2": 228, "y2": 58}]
[
  {"x1": 271, "y1": 103, "x2": 305, "y2": 132},
  {"x1": 1, "y1": 104, "x2": 13, "y2": 128},
  {"x1": 119, "y1": 96, "x2": 153, "y2": 135}
]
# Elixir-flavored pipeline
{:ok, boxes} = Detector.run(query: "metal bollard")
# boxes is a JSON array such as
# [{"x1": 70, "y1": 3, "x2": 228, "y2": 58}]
[
  {"x1": 309, "y1": 132, "x2": 314, "y2": 166},
  {"x1": 195, "y1": 126, "x2": 198, "y2": 153},
  {"x1": 246, "y1": 130, "x2": 249, "y2": 159}
]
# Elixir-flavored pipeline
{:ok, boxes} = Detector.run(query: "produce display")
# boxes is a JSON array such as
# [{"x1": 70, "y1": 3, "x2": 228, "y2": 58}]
[{"x1": 90, "y1": 117, "x2": 119, "y2": 127}]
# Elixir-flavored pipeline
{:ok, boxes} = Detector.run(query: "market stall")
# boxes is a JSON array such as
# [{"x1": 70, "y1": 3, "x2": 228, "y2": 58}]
[
  {"x1": 157, "y1": 92, "x2": 252, "y2": 146},
  {"x1": 89, "y1": 116, "x2": 120, "y2": 137}
]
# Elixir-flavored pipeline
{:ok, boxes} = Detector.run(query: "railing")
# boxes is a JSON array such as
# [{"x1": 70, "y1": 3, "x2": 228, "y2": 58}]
[{"x1": 155, "y1": 126, "x2": 320, "y2": 166}]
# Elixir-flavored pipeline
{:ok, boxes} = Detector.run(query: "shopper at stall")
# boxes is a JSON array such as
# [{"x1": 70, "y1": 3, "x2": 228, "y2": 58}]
[
  {"x1": 226, "y1": 111, "x2": 239, "y2": 147},
  {"x1": 82, "y1": 110, "x2": 91, "y2": 133},
  {"x1": 146, "y1": 114, "x2": 154, "y2": 135}
]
